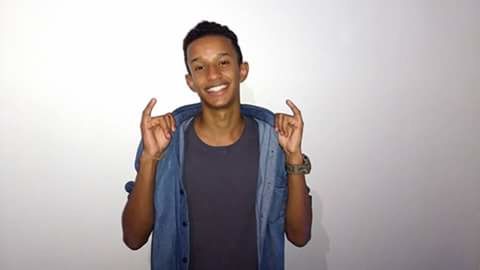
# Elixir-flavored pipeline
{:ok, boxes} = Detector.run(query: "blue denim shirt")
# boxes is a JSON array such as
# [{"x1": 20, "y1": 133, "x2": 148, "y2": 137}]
[{"x1": 125, "y1": 103, "x2": 288, "y2": 270}]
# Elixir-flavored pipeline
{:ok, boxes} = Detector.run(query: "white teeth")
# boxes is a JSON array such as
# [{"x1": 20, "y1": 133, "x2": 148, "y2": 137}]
[{"x1": 207, "y1": 84, "x2": 227, "y2": 92}]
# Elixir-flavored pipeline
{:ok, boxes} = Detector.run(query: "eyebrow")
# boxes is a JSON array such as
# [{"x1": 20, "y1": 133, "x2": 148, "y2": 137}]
[{"x1": 190, "y1": 52, "x2": 231, "y2": 64}]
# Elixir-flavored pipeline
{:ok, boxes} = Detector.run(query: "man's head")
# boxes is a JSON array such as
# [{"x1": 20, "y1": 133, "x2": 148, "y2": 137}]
[
  {"x1": 183, "y1": 21, "x2": 243, "y2": 74},
  {"x1": 183, "y1": 21, "x2": 249, "y2": 110}
]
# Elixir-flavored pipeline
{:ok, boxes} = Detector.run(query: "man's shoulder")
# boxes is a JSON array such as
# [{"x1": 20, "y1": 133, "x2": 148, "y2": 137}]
[
  {"x1": 171, "y1": 103, "x2": 201, "y2": 123},
  {"x1": 240, "y1": 104, "x2": 275, "y2": 126}
]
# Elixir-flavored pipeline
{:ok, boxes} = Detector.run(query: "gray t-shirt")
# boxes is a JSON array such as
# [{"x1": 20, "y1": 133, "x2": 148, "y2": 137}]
[{"x1": 183, "y1": 116, "x2": 259, "y2": 270}]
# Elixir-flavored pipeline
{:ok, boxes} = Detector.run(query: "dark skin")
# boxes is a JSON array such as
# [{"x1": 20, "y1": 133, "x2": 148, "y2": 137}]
[{"x1": 122, "y1": 35, "x2": 312, "y2": 249}]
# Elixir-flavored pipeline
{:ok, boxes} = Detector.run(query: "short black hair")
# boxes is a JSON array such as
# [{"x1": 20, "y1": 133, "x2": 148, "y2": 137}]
[{"x1": 183, "y1": 21, "x2": 243, "y2": 73}]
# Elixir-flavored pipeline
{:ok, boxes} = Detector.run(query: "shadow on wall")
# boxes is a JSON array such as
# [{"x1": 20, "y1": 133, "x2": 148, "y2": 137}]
[{"x1": 312, "y1": 190, "x2": 330, "y2": 270}]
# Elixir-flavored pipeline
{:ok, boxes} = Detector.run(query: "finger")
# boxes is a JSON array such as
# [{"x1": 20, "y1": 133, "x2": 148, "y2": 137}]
[
  {"x1": 151, "y1": 115, "x2": 164, "y2": 120},
  {"x1": 287, "y1": 121, "x2": 295, "y2": 137},
  {"x1": 286, "y1": 99, "x2": 302, "y2": 120},
  {"x1": 149, "y1": 115, "x2": 165, "y2": 127},
  {"x1": 167, "y1": 113, "x2": 176, "y2": 132},
  {"x1": 150, "y1": 114, "x2": 175, "y2": 132},
  {"x1": 149, "y1": 116, "x2": 164, "y2": 129},
  {"x1": 285, "y1": 116, "x2": 294, "y2": 136},
  {"x1": 283, "y1": 115, "x2": 290, "y2": 136},
  {"x1": 279, "y1": 114, "x2": 287, "y2": 136},
  {"x1": 164, "y1": 115, "x2": 172, "y2": 132},
  {"x1": 275, "y1": 113, "x2": 280, "y2": 132},
  {"x1": 142, "y1": 98, "x2": 157, "y2": 119},
  {"x1": 152, "y1": 126, "x2": 164, "y2": 144},
  {"x1": 152, "y1": 118, "x2": 169, "y2": 139},
  {"x1": 286, "y1": 114, "x2": 298, "y2": 129},
  {"x1": 159, "y1": 119, "x2": 171, "y2": 139}
]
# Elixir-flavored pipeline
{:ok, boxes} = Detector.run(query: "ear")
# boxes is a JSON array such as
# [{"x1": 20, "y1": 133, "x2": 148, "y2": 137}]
[
  {"x1": 185, "y1": 73, "x2": 197, "y2": 92},
  {"x1": 239, "y1": 62, "x2": 249, "y2": 82}
]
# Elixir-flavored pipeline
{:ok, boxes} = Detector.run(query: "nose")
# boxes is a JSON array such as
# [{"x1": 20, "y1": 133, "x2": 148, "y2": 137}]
[{"x1": 206, "y1": 64, "x2": 221, "y2": 81}]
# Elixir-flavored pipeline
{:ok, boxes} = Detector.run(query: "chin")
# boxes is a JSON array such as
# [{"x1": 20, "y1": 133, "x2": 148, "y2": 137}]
[{"x1": 200, "y1": 96, "x2": 239, "y2": 110}]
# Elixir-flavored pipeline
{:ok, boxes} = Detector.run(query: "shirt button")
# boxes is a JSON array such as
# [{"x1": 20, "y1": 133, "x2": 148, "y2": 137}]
[
  {"x1": 182, "y1": 221, "x2": 188, "y2": 227},
  {"x1": 180, "y1": 189, "x2": 184, "y2": 195},
  {"x1": 182, "y1": 257, "x2": 188, "y2": 263}
]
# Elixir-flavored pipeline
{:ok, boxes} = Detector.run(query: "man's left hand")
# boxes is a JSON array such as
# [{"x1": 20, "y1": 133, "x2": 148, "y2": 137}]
[{"x1": 275, "y1": 99, "x2": 304, "y2": 164}]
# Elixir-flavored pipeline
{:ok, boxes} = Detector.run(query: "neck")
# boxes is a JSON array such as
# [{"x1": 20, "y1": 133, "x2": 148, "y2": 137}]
[{"x1": 194, "y1": 103, "x2": 245, "y2": 146}]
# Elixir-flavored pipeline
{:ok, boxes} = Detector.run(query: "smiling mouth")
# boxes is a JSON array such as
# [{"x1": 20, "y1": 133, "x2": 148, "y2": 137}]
[{"x1": 206, "y1": 84, "x2": 228, "y2": 93}]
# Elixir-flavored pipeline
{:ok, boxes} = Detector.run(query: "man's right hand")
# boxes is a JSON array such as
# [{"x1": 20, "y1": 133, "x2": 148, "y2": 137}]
[{"x1": 140, "y1": 98, "x2": 176, "y2": 160}]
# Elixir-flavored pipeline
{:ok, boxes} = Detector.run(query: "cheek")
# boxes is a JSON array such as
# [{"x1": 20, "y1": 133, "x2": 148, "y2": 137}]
[
  {"x1": 187, "y1": 77, "x2": 200, "y2": 92},
  {"x1": 191, "y1": 75, "x2": 205, "y2": 86},
  {"x1": 221, "y1": 68, "x2": 237, "y2": 80}
]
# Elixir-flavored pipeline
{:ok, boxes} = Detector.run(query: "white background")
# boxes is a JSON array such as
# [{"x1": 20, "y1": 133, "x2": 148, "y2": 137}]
[{"x1": 1, "y1": 0, "x2": 479, "y2": 269}]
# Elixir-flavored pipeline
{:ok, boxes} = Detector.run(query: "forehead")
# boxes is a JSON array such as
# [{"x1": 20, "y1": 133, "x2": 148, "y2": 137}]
[{"x1": 186, "y1": 35, "x2": 236, "y2": 62}]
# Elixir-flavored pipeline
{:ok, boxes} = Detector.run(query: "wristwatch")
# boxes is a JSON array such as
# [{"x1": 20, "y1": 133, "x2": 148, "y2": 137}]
[{"x1": 285, "y1": 154, "x2": 311, "y2": 175}]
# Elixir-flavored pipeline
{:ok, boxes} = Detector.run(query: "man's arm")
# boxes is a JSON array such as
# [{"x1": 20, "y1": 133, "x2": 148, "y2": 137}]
[
  {"x1": 284, "y1": 154, "x2": 312, "y2": 247},
  {"x1": 275, "y1": 100, "x2": 312, "y2": 247},
  {"x1": 122, "y1": 156, "x2": 157, "y2": 250},
  {"x1": 122, "y1": 98, "x2": 175, "y2": 250}
]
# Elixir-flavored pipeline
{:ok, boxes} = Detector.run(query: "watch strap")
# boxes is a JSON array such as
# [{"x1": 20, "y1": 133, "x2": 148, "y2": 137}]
[{"x1": 285, "y1": 154, "x2": 311, "y2": 175}]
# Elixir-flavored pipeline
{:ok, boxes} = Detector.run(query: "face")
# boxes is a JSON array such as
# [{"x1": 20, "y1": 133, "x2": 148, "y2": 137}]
[{"x1": 185, "y1": 35, "x2": 249, "y2": 110}]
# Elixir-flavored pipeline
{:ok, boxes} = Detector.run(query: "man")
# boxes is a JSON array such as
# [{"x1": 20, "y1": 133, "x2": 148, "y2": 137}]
[{"x1": 122, "y1": 21, "x2": 312, "y2": 270}]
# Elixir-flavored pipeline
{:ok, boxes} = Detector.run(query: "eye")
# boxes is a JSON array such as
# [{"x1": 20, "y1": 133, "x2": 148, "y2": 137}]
[
  {"x1": 219, "y1": 60, "x2": 230, "y2": 66},
  {"x1": 193, "y1": 65, "x2": 204, "y2": 71}
]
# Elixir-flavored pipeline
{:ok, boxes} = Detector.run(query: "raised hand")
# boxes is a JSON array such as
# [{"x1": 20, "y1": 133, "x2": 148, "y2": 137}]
[
  {"x1": 275, "y1": 99, "x2": 304, "y2": 164},
  {"x1": 140, "y1": 98, "x2": 176, "y2": 160}
]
